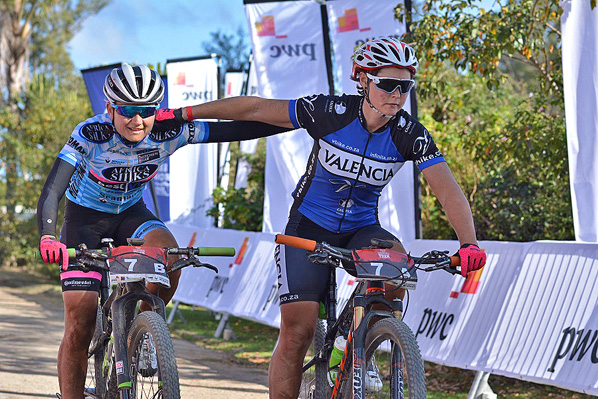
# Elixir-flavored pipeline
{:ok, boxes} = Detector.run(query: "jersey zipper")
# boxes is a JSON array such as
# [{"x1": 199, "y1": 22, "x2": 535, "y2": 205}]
[{"x1": 336, "y1": 131, "x2": 373, "y2": 233}]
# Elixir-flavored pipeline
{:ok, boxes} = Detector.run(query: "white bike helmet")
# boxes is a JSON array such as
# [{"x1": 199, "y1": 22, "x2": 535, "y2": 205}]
[
  {"x1": 351, "y1": 37, "x2": 419, "y2": 81},
  {"x1": 103, "y1": 63, "x2": 164, "y2": 104}
]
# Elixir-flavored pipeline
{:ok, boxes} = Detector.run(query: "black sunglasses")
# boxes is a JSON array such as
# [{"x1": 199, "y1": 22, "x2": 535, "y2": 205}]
[{"x1": 366, "y1": 72, "x2": 415, "y2": 94}]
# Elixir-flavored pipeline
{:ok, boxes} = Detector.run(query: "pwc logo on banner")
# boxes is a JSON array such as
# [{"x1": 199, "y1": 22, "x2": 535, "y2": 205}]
[
  {"x1": 337, "y1": 8, "x2": 371, "y2": 33},
  {"x1": 229, "y1": 237, "x2": 249, "y2": 269},
  {"x1": 255, "y1": 15, "x2": 287, "y2": 38},
  {"x1": 449, "y1": 268, "x2": 486, "y2": 299},
  {"x1": 253, "y1": 14, "x2": 318, "y2": 62}
]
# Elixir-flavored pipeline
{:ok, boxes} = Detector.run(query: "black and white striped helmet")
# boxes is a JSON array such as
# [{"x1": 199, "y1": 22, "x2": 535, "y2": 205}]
[
  {"x1": 103, "y1": 63, "x2": 164, "y2": 104},
  {"x1": 351, "y1": 37, "x2": 419, "y2": 81}
]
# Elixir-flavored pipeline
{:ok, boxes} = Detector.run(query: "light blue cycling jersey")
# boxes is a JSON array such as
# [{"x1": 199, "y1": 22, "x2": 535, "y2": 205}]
[{"x1": 58, "y1": 113, "x2": 206, "y2": 214}]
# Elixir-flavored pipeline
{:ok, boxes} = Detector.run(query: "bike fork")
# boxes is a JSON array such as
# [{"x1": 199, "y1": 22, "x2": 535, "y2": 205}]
[{"x1": 351, "y1": 295, "x2": 367, "y2": 399}]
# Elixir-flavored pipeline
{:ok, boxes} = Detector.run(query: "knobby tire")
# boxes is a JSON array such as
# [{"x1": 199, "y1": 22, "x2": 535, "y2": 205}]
[{"x1": 127, "y1": 311, "x2": 180, "y2": 398}]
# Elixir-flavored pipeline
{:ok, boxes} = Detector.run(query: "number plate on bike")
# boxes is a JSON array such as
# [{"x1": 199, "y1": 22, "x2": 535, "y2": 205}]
[
  {"x1": 351, "y1": 249, "x2": 418, "y2": 289},
  {"x1": 108, "y1": 246, "x2": 170, "y2": 288}
]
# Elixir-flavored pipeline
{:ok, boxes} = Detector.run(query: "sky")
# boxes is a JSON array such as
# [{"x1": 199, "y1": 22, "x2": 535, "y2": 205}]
[{"x1": 68, "y1": 0, "x2": 249, "y2": 71}]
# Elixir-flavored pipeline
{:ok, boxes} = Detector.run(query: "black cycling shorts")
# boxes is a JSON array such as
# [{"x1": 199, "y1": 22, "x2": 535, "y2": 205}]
[
  {"x1": 276, "y1": 204, "x2": 399, "y2": 304},
  {"x1": 59, "y1": 199, "x2": 169, "y2": 292}
]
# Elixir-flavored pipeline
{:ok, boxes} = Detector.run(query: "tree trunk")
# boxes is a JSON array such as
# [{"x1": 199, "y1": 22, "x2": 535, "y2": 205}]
[{"x1": 0, "y1": 1, "x2": 31, "y2": 219}]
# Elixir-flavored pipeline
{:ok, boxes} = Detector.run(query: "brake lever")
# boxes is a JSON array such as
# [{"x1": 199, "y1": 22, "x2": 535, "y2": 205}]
[
  {"x1": 308, "y1": 252, "x2": 335, "y2": 266},
  {"x1": 196, "y1": 261, "x2": 218, "y2": 273}
]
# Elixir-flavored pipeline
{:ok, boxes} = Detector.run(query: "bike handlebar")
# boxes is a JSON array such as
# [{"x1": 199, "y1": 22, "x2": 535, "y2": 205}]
[
  {"x1": 275, "y1": 234, "x2": 317, "y2": 251},
  {"x1": 275, "y1": 233, "x2": 461, "y2": 273}
]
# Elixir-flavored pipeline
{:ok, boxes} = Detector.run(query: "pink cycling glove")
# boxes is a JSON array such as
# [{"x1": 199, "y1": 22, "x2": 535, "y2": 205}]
[
  {"x1": 458, "y1": 243, "x2": 486, "y2": 277},
  {"x1": 154, "y1": 107, "x2": 189, "y2": 131},
  {"x1": 40, "y1": 237, "x2": 69, "y2": 271}
]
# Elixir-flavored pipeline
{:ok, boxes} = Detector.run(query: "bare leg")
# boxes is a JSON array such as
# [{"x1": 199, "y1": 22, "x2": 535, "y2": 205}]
[
  {"x1": 58, "y1": 290, "x2": 98, "y2": 399},
  {"x1": 269, "y1": 301, "x2": 319, "y2": 399},
  {"x1": 139, "y1": 228, "x2": 181, "y2": 311}
]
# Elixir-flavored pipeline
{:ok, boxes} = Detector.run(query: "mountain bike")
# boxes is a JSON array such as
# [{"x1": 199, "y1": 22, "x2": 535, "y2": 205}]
[
  {"x1": 274, "y1": 234, "x2": 460, "y2": 399},
  {"x1": 68, "y1": 237, "x2": 235, "y2": 399}
]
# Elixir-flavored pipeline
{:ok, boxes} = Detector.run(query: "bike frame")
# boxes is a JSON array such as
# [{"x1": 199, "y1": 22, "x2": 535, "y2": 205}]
[
  {"x1": 310, "y1": 265, "x2": 404, "y2": 399},
  {"x1": 94, "y1": 269, "x2": 168, "y2": 398}
]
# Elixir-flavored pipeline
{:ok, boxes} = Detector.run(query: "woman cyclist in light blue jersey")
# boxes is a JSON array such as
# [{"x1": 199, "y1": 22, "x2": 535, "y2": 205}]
[
  {"x1": 180, "y1": 37, "x2": 487, "y2": 399},
  {"x1": 37, "y1": 63, "x2": 289, "y2": 399}
]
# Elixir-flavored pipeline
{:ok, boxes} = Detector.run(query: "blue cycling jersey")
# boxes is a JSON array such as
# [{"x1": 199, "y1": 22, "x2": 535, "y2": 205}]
[
  {"x1": 58, "y1": 113, "x2": 207, "y2": 214},
  {"x1": 289, "y1": 94, "x2": 445, "y2": 233}
]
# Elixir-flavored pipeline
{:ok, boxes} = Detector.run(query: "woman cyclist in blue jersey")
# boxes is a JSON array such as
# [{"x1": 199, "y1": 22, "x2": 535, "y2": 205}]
[
  {"x1": 182, "y1": 37, "x2": 487, "y2": 399},
  {"x1": 37, "y1": 63, "x2": 289, "y2": 399}
]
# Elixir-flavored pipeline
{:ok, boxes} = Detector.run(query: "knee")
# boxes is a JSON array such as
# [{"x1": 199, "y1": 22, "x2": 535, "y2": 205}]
[
  {"x1": 63, "y1": 313, "x2": 96, "y2": 351},
  {"x1": 279, "y1": 321, "x2": 315, "y2": 354}
]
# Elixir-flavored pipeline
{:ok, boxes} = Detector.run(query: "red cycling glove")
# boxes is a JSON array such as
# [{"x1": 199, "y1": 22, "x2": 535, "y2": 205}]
[
  {"x1": 458, "y1": 243, "x2": 486, "y2": 277},
  {"x1": 40, "y1": 237, "x2": 69, "y2": 271}
]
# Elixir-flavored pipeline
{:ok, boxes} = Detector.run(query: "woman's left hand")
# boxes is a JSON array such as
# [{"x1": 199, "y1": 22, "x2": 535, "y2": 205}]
[{"x1": 458, "y1": 243, "x2": 486, "y2": 277}]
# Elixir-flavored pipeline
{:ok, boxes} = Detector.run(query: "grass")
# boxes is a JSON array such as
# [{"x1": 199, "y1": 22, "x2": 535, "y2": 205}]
[{"x1": 168, "y1": 303, "x2": 595, "y2": 398}]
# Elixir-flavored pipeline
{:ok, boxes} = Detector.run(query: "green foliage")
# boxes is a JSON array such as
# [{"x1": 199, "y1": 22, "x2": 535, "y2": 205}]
[
  {"x1": 0, "y1": 74, "x2": 92, "y2": 266},
  {"x1": 201, "y1": 26, "x2": 251, "y2": 71},
  {"x1": 208, "y1": 139, "x2": 267, "y2": 232},
  {"x1": 29, "y1": 0, "x2": 109, "y2": 81},
  {"x1": 399, "y1": 0, "x2": 574, "y2": 241}
]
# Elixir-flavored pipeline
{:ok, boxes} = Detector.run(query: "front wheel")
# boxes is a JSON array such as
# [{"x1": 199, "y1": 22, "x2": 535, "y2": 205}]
[
  {"x1": 363, "y1": 318, "x2": 426, "y2": 398},
  {"x1": 127, "y1": 311, "x2": 180, "y2": 398},
  {"x1": 299, "y1": 319, "x2": 331, "y2": 399}
]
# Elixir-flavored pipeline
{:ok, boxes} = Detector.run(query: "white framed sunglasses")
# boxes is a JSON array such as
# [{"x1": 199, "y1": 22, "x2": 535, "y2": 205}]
[{"x1": 365, "y1": 72, "x2": 415, "y2": 94}]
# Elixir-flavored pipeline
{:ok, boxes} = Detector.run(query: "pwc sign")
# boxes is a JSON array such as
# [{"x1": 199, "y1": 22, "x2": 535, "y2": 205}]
[
  {"x1": 253, "y1": 14, "x2": 319, "y2": 62},
  {"x1": 337, "y1": 8, "x2": 371, "y2": 33}
]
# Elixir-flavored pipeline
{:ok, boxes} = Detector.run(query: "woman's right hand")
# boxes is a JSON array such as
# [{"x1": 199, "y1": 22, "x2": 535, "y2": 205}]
[{"x1": 39, "y1": 236, "x2": 68, "y2": 271}]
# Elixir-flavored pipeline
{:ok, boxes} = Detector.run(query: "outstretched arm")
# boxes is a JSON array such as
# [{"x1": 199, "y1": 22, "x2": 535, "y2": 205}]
[
  {"x1": 185, "y1": 97, "x2": 294, "y2": 128},
  {"x1": 204, "y1": 120, "x2": 293, "y2": 143}
]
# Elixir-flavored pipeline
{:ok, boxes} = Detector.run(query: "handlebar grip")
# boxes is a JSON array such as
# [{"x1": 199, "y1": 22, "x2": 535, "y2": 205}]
[
  {"x1": 196, "y1": 247, "x2": 236, "y2": 256},
  {"x1": 450, "y1": 256, "x2": 460, "y2": 267},
  {"x1": 275, "y1": 234, "x2": 317, "y2": 251},
  {"x1": 34, "y1": 248, "x2": 78, "y2": 260}
]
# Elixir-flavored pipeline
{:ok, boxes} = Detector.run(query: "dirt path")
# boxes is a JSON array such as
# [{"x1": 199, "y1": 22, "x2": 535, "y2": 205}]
[{"x1": 0, "y1": 270, "x2": 268, "y2": 398}]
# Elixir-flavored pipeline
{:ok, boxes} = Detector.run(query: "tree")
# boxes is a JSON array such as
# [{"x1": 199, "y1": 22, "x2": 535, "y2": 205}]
[
  {"x1": 0, "y1": 0, "x2": 108, "y2": 266},
  {"x1": 201, "y1": 25, "x2": 251, "y2": 72},
  {"x1": 0, "y1": 0, "x2": 108, "y2": 220},
  {"x1": 398, "y1": 0, "x2": 574, "y2": 241}
]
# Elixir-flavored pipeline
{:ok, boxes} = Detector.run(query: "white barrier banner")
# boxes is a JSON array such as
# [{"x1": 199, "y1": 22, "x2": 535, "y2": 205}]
[
  {"x1": 224, "y1": 71, "x2": 244, "y2": 98},
  {"x1": 561, "y1": 1, "x2": 598, "y2": 242},
  {"x1": 404, "y1": 239, "x2": 598, "y2": 395},
  {"x1": 244, "y1": 0, "x2": 329, "y2": 99},
  {"x1": 245, "y1": 0, "x2": 330, "y2": 233},
  {"x1": 169, "y1": 223, "x2": 282, "y2": 326},
  {"x1": 169, "y1": 224, "x2": 598, "y2": 394},
  {"x1": 166, "y1": 57, "x2": 219, "y2": 227}
]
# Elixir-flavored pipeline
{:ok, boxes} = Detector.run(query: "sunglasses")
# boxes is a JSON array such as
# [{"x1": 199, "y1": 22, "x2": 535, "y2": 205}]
[
  {"x1": 112, "y1": 104, "x2": 159, "y2": 118},
  {"x1": 365, "y1": 72, "x2": 415, "y2": 94}
]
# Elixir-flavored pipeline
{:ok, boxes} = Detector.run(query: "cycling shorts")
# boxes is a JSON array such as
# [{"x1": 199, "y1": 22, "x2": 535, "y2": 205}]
[
  {"x1": 59, "y1": 199, "x2": 169, "y2": 292},
  {"x1": 276, "y1": 204, "x2": 399, "y2": 304}
]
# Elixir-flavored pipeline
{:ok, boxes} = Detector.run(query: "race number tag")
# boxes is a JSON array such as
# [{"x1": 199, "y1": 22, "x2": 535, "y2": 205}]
[{"x1": 108, "y1": 246, "x2": 170, "y2": 287}]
